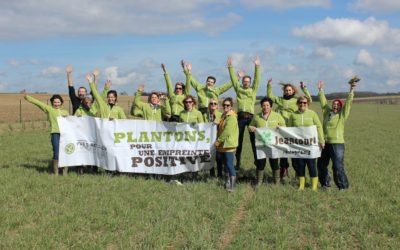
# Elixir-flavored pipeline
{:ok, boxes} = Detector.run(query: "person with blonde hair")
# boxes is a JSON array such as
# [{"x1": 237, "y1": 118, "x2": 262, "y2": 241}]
[{"x1": 179, "y1": 95, "x2": 204, "y2": 123}]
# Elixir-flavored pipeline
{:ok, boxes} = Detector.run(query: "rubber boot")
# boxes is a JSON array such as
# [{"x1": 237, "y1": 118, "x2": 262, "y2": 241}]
[
  {"x1": 298, "y1": 176, "x2": 305, "y2": 191},
  {"x1": 273, "y1": 169, "x2": 280, "y2": 184},
  {"x1": 280, "y1": 167, "x2": 288, "y2": 184},
  {"x1": 224, "y1": 173, "x2": 231, "y2": 189},
  {"x1": 256, "y1": 170, "x2": 264, "y2": 186},
  {"x1": 311, "y1": 177, "x2": 318, "y2": 191},
  {"x1": 52, "y1": 159, "x2": 59, "y2": 176},
  {"x1": 228, "y1": 176, "x2": 236, "y2": 192},
  {"x1": 62, "y1": 167, "x2": 68, "y2": 176}
]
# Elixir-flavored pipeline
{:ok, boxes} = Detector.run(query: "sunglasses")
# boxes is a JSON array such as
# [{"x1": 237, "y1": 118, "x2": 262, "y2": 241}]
[
  {"x1": 209, "y1": 102, "x2": 218, "y2": 105},
  {"x1": 223, "y1": 104, "x2": 231, "y2": 107},
  {"x1": 175, "y1": 87, "x2": 182, "y2": 90},
  {"x1": 184, "y1": 101, "x2": 193, "y2": 104},
  {"x1": 298, "y1": 101, "x2": 308, "y2": 104}
]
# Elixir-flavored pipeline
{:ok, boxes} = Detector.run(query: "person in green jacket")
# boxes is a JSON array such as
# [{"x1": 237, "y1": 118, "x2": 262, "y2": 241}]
[
  {"x1": 179, "y1": 95, "x2": 204, "y2": 123},
  {"x1": 248, "y1": 97, "x2": 286, "y2": 185},
  {"x1": 317, "y1": 80, "x2": 357, "y2": 189},
  {"x1": 203, "y1": 98, "x2": 223, "y2": 178},
  {"x1": 267, "y1": 78, "x2": 313, "y2": 182},
  {"x1": 22, "y1": 90, "x2": 69, "y2": 176},
  {"x1": 134, "y1": 84, "x2": 171, "y2": 121},
  {"x1": 288, "y1": 96, "x2": 325, "y2": 191},
  {"x1": 227, "y1": 56, "x2": 260, "y2": 171},
  {"x1": 182, "y1": 60, "x2": 232, "y2": 114},
  {"x1": 74, "y1": 95, "x2": 97, "y2": 117},
  {"x1": 87, "y1": 74, "x2": 126, "y2": 120},
  {"x1": 161, "y1": 62, "x2": 190, "y2": 121},
  {"x1": 215, "y1": 97, "x2": 239, "y2": 192}
]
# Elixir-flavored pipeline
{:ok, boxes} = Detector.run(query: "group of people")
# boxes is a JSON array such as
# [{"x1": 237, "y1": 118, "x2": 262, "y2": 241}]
[{"x1": 23, "y1": 57, "x2": 358, "y2": 192}]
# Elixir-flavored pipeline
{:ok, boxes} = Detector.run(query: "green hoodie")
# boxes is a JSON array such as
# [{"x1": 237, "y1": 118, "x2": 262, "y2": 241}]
[
  {"x1": 179, "y1": 109, "x2": 204, "y2": 123},
  {"x1": 216, "y1": 110, "x2": 239, "y2": 150},
  {"x1": 74, "y1": 105, "x2": 97, "y2": 117},
  {"x1": 164, "y1": 71, "x2": 191, "y2": 116},
  {"x1": 189, "y1": 73, "x2": 232, "y2": 109},
  {"x1": 89, "y1": 82, "x2": 126, "y2": 119},
  {"x1": 203, "y1": 110, "x2": 222, "y2": 123},
  {"x1": 288, "y1": 109, "x2": 325, "y2": 145},
  {"x1": 25, "y1": 95, "x2": 69, "y2": 133},
  {"x1": 267, "y1": 84, "x2": 312, "y2": 124},
  {"x1": 319, "y1": 90, "x2": 353, "y2": 143},
  {"x1": 134, "y1": 91, "x2": 171, "y2": 121},
  {"x1": 249, "y1": 111, "x2": 286, "y2": 128},
  {"x1": 228, "y1": 65, "x2": 260, "y2": 114}
]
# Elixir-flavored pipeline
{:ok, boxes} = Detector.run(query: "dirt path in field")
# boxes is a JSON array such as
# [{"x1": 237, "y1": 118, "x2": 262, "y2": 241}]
[{"x1": 216, "y1": 186, "x2": 254, "y2": 250}]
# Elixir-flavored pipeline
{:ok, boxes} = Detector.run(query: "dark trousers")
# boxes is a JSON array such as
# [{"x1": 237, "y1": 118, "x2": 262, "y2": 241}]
[
  {"x1": 210, "y1": 152, "x2": 224, "y2": 177},
  {"x1": 294, "y1": 158, "x2": 317, "y2": 177},
  {"x1": 51, "y1": 133, "x2": 60, "y2": 160},
  {"x1": 280, "y1": 158, "x2": 298, "y2": 174},
  {"x1": 236, "y1": 114, "x2": 256, "y2": 168},
  {"x1": 318, "y1": 143, "x2": 349, "y2": 189},
  {"x1": 256, "y1": 158, "x2": 279, "y2": 171}
]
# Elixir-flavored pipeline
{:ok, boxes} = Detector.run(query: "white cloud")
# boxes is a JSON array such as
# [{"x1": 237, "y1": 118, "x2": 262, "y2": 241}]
[
  {"x1": 386, "y1": 79, "x2": 400, "y2": 86},
  {"x1": 104, "y1": 66, "x2": 145, "y2": 86},
  {"x1": 41, "y1": 66, "x2": 62, "y2": 76},
  {"x1": 0, "y1": 1, "x2": 241, "y2": 40},
  {"x1": 350, "y1": 0, "x2": 400, "y2": 13},
  {"x1": 240, "y1": 0, "x2": 330, "y2": 9},
  {"x1": 311, "y1": 47, "x2": 335, "y2": 59},
  {"x1": 8, "y1": 59, "x2": 40, "y2": 67},
  {"x1": 287, "y1": 64, "x2": 298, "y2": 72},
  {"x1": 355, "y1": 49, "x2": 374, "y2": 66}
]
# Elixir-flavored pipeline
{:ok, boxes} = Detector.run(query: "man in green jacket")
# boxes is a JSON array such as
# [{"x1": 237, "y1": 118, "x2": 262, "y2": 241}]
[
  {"x1": 317, "y1": 80, "x2": 356, "y2": 189},
  {"x1": 227, "y1": 56, "x2": 260, "y2": 170}
]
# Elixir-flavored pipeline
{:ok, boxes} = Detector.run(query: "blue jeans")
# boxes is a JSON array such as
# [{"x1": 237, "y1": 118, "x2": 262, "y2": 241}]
[
  {"x1": 294, "y1": 158, "x2": 317, "y2": 177},
  {"x1": 51, "y1": 133, "x2": 60, "y2": 160},
  {"x1": 318, "y1": 144, "x2": 349, "y2": 189},
  {"x1": 236, "y1": 115, "x2": 256, "y2": 168},
  {"x1": 222, "y1": 152, "x2": 236, "y2": 176}
]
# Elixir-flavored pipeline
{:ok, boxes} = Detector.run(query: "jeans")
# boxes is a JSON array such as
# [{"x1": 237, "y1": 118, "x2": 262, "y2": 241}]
[
  {"x1": 222, "y1": 152, "x2": 236, "y2": 176},
  {"x1": 236, "y1": 115, "x2": 256, "y2": 168},
  {"x1": 256, "y1": 158, "x2": 279, "y2": 171},
  {"x1": 317, "y1": 143, "x2": 349, "y2": 189},
  {"x1": 294, "y1": 158, "x2": 317, "y2": 177},
  {"x1": 51, "y1": 133, "x2": 60, "y2": 160}
]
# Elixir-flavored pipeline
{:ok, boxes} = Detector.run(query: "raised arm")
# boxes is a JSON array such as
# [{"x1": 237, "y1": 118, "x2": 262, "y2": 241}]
[
  {"x1": 134, "y1": 84, "x2": 146, "y2": 110},
  {"x1": 23, "y1": 90, "x2": 50, "y2": 112},
  {"x1": 343, "y1": 79, "x2": 357, "y2": 120},
  {"x1": 266, "y1": 79, "x2": 279, "y2": 103},
  {"x1": 66, "y1": 65, "x2": 80, "y2": 106},
  {"x1": 161, "y1": 95, "x2": 171, "y2": 117},
  {"x1": 227, "y1": 57, "x2": 240, "y2": 92},
  {"x1": 186, "y1": 61, "x2": 203, "y2": 91},
  {"x1": 300, "y1": 81, "x2": 312, "y2": 103},
  {"x1": 252, "y1": 56, "x2": 261, "y2": 92},
  {"x1": 162, "y1": 64, "x2": 174, "y2": 96},
  {"x1": 317, "y1": 81, "x2": 329, "y2": 111}
]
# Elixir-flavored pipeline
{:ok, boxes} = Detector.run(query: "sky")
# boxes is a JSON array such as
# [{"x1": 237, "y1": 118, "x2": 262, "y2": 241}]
[{"x1": 0, "y1": 0, "x2": 400, "y2": 96}]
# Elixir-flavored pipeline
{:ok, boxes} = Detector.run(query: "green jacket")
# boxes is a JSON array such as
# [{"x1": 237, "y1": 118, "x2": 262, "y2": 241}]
[
  {"x1": 89, "y1": 82, "x2": 126, "y2": 119},
  {"x1": 216, "y1": 110, "x2": 239, "y2": 150},
  {"x1": 25, "y1": 95, "x2": 69, "y2": 133},
  {"x1": 288, "y1": 109, "x2": 325, "y2": 145},
  {"x1": 189, "y1": 72, "x2": 232, "y2": 109},
  {"x1": 249, "y1": 111, "x2": 286, "y2": 128},
  {"x1": 319, "y1": 90, "x2": 353, "y2": 143},
  {"x1": 164, "y1": 71, "x2": 190, "y2": 116},
  {"x1": 134, "y1": 91, "x2": 171, "y2": 121},
  {"x1": 130, "y1": 104, "x2": 143, "y2": 118},
  {"x1": 267, "y1": 84, "x2": 312, "y2": 124},
  {"x1": 228, "y1": 65, "x2": 260, "y2": 114},
  {"x1": 75, "y1": 105, "x2": 97, "y2": 117},
  {"x1": 179, "y1": 109, "x2": 204, "y2": 123},
  {"x1": 203, "y1": 110, "x2": 222, "y2": 123}
]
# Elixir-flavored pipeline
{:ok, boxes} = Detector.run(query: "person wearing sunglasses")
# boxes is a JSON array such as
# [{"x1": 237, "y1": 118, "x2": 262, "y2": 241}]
[
  {"x1": 181, "y1": 60, "x2": 232, "y2": 114},
  {"x1": 317, "y1": 79, "x2": 357, "y2": 190},
  {"x1": 227, "y1": 56, "x2": 260, "y2": 172},
  {"x1": 134, "y1": 84, "x2": 171, "y2": 121},
  {"x1": 248, "y1": 97, "x2": 286, "y2": 186},
  {"x1": 288, "y1": 96, "x2": 324, "y2": 191},
  {"x1": 267, "y1": 79, "x2": 313, "y2": 183},
  {"x1": 179, "y1": 95, "x2": 204, "y2": 123},
  {"x1": 161, "y1": 62, "x2": 190, "y2": 122},
  {"x1": 215, "y1": 97, "x2": 239, "y2": 192},
  {"x1": 203, "y1": 98, "x2": 223, "y2": 178}
]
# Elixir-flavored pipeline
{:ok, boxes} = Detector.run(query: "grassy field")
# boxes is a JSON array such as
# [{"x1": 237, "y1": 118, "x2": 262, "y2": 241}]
[{"x1": 0, "y1": 103, "x2": 399, "y2": 249}]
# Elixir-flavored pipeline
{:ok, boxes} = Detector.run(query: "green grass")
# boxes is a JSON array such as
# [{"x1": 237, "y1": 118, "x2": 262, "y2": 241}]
[{"x1": 0, "y1": 103, "x2": 399, "y2": 249}]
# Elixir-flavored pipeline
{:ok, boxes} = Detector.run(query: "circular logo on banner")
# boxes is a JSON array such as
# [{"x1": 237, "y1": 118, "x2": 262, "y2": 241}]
[{"x1": 65, "y1": 143, "x2": 75, "y2": 154}]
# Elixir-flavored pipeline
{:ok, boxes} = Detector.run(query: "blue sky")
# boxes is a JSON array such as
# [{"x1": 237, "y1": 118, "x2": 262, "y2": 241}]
[{"x1": 1, "y1": 0, "x2": 399, "y2": 96}]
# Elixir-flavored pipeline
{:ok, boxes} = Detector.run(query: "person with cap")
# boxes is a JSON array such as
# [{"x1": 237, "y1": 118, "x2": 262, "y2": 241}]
[{"x1": 317, "y1": 79, "x2": 357, "y2": 190}]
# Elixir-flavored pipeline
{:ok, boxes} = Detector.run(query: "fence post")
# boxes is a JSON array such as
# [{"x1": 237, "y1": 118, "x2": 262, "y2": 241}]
[{"x1": 20, "y1": 99, "x2": 22, "y2": 123}]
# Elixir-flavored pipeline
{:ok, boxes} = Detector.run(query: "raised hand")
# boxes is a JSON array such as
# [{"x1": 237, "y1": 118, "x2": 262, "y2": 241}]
[
  {"x1": 253, "y1": 55, "x2": 260, "y2": 66},
  {"x1": 66, "y1": 65, "x2": 73, "y2": 74},
  {"x1": 86, "y1": 73, "x2": 93, "y2": 83},
  {"x1": 185, "y1": 62, "x2": 192, "y2": 73},
  {"x1": 105, "y1": 80, "x2": 112, "y2": 89},
  {"x1": 227, "y1": 56, "x2": 233, "y2": 67},
  {"x1": 267, "y1": 78, "x2": 272, "y2": 86},
  {"x1": 300, "y1": 81, "x2": 306, "y2": 89},
  {"x1": 180, "y1": 60, "x2": 185, "y2": 69},
  {"x1": 138, "y1": 84, "x2": 144, "y2": 92},
  {"x1": 161, "y1": 63, "x2": 167, "y2": 73},
  {"x1": 317, "y1": 81, "x2": 324, "y2": 91},
  {"x1": 237, "y1": 69, "x2": 245, "y2": 79}
]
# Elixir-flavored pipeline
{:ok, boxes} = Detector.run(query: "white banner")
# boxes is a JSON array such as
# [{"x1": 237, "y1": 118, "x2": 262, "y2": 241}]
[
  {"x1": 58, "y1": 116, "x2": 217, "y2": 175},
  {"x1": 255, "y1": 126, "x2": 321, "y2": 159}
]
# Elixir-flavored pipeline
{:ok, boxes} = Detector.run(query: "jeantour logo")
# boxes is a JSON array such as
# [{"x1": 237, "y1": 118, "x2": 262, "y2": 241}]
[
  {"x1": 65, "y1": 143, "x2": 75, "y2": 154},
  {"x1": 258, "y1": 131, "x2": 272, "y2": 145}
]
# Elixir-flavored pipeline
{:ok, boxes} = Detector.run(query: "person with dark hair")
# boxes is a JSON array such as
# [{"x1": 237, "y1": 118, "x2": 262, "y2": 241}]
[
  {"x1": 161, "y1": 62, "x2": 190, "y2": 122},
  {"x1": 267, "y1": 78, "x2": 313, "y2": 182},
  {"x1": 227, "y1": 56, "x2": 260, "y2": 171},
  {"x1": 74, "y1": 95, "x2": 97, "y2": 117},
  {"x1": 182, "y1": 60, "x2": 232, "y2": 114},
  {"x1": 248, "y1": 96, "x2": 286, "y2": 185},
  {"x1": 215, "y1": 97, "x2": 239, "y2": 192},
  {"x1": 317, "y1": 79, "x2": 357, "y2": 190},
  {"x1": 22, "y1": 90, "x2": 69, "y2": 175},
  {"x1": 86, "y1": 74, "x2": 126, "y2": 119},
  {"x1": 134, "y1": 84, "x2": 171, "y2": 121},
  {"x1": 288, "y1": 96, "x2": 324, "y2": 191},
  {"x1": 179, "y1": 95, "x2": 204, "y2": 123}
]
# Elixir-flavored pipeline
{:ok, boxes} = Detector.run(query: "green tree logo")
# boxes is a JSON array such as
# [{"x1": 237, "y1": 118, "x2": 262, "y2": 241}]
[
  {"x1": 258, "y1": 131, "x2": 272, "y2": 145},
  {"x1": 65, "y1": 143, "x2": 75, "y2": 154}
]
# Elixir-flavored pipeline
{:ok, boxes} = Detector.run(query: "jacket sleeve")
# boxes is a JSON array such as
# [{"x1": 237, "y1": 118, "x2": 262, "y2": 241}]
[
  {"x1": 183, "y1": 69, "x2": 191, "y2": 96},
  {"x1": 25, "y1": 95, "x2": 50, "y2": 113},
  {"x1": 118, "y1": 107, "x2": 127, "y2": 119},
  {"x1": 68, "y1": 86, "x2": 80, "y2": 112},
  {"x1": 164, "y1": 72, "x2": 174, "y2": 97},
  {"x1": 217, "y1": 115, "x2": 236, "y2": 143},
  {"x1": 342, "y1": 92, "x2": 354, "y2": 121},
  {"x1": 302, "y1": 86, "x2": 312, "y2": 103},
  {"x1": 216, "y1": 82, "x2": 233, "y2": 95},
  {"x1": 266, "y1": 83, "x2": 280, "y2": 104},
  {"x1": 318, "y1": 90, "x2": 329, "y2": 112},
  {"x1": 228, "y1": 65, "x2": 240, "y2": 93},
  {"x1": 252, "y1": 65, "x2": 260, "y2": 93},
  {"x1": 134, "y1": 91, "x2": 146, "y2": 110},
  {"x1": 278, "y1": 114, "x2": 286, "y2": 126},
  {"x1": 162, "y1": 98, "x2": 171, "y2": 117},
  {"x1": 101, "y1": 84, "x2": 110, "y2": 100},
  {"x1": 190, "y1": 74, "x2": 203, "y2": 92},
  {"x1": 197, "y1": 111, "x2": 204, "y2": 123},
  {"x1": 313, "y1": 112, "x2": 325, "y2": 144}
]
